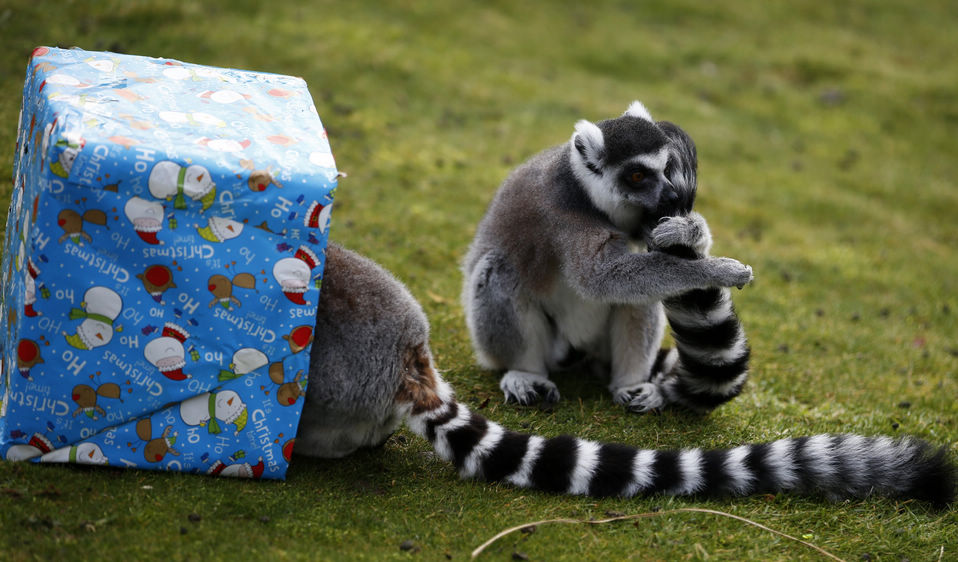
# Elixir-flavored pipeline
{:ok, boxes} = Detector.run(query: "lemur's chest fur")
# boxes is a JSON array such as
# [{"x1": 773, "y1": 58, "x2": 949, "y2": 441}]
[
  {"x1": 539, "y1": 236, "x2": 650, "y2": 355},
  {"x1": 540, "y1": 279, "x2": 612, "y2": 351}
]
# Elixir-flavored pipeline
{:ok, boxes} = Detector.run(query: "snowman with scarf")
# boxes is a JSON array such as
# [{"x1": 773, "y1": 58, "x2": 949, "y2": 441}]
[
  {"x1": 196, "y1": 216, "x2": 244, "y2": 243},
  {"x1": 63, "y1": 286, "x2": 123, "y2": 350},
  {"x1": 218, "y1": 348, "x2": 269, "y2": 382},
  {"x1": 40, "y1": 442, "x2": 109, "y2": 465},
  {"x1": 179, "y1": 390, "x2": 248, "y2": 436},
  {"x1": 148, "y1": 160, "x2": 216, "y2": 212},
  {"x1": 50, "y1": 136, "x2": 84, "y2": 178}
]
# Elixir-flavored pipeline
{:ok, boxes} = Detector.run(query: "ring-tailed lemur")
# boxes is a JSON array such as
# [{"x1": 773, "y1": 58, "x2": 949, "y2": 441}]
[
  {"x1": 462, "y1": 101, "x2": 751, "y2": 413},
  {"x1": 296, "y1": 244, "x2": 955, "y2": 507}
]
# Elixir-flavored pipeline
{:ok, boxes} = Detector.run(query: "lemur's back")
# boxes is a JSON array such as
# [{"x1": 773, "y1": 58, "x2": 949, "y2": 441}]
[{"x1": 297, "y1": 244, "x2": 434, "y2": 458}]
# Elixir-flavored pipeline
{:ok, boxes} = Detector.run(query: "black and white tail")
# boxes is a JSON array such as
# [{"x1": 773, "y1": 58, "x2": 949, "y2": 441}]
[
  {"x1": 657, "y1": 285, "x2": 750, "y2": 412},
  {"x1": 405, "y1": 392, "x2": 955, "y2": 508},
  {"x1": 639, "y1": 216, "x2": 751, "y2": 413}
]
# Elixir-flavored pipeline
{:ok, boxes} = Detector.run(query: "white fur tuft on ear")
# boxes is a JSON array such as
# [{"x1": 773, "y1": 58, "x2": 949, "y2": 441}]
[
  {"x1": 624, "y1": 100, "x2": 654, "y2": 122},
  {"x1": 570, "y1": 119, "x2": 605, "y2": 174}
]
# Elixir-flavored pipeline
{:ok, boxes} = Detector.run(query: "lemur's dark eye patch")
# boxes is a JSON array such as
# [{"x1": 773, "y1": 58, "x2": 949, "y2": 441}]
[{"x1": 623, "y1": 166, "x2": 652, "y2": 186}]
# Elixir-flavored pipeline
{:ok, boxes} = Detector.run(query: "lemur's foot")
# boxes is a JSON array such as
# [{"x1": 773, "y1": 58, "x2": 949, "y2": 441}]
[
  {"x1": 613, "y1": 383, "x2": 666, "y2": 414},
  {"x1": 500, "y1": 370, "x2": 560, "y2": 405}
]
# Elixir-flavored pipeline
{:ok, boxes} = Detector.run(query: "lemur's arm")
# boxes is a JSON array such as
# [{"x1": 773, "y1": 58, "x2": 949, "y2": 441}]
[{"x1": 560, "y1": 223, "x2": 752, "y2": 304}]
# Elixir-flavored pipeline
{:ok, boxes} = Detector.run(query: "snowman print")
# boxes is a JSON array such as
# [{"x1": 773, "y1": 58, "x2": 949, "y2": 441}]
[
  {"x1": 207, "y1": 452, "x2": 264, "y2": 478},
  {"x1": 272, "y1": 246, "x2": 319, "y2": 305},
  {"x1": 124, "y1": 196, "x2": 165, "y2": 245},
  {"x1": 179, "y1": 390, "x2": 248, "y2": 436},
  {"x1": 143, "y1": 323, "x2": 191, "y2": 381},
  {"x1": 41, "y1": 442, "x2": 109, "y2": 465},
  {"x1": 196, "y1": 216, "x2": 244, "y2": 243},
  {"x1": 148, "y1": 160, "x2": 216, "y2": 212},
  {"x1": 63, "y1": 286, "x2": 123, "y2": 350}
]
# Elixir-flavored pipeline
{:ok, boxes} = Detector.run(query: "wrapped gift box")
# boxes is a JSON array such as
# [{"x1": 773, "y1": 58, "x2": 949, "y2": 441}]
[{"x1": 0, "y1": 47, "x2": 338, "y2": 479}]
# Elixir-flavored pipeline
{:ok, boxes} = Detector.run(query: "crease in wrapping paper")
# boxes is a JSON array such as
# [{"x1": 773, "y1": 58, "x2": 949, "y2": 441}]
[{"x1": 0, "y1": 47, "x2": 338, "y2": 479}]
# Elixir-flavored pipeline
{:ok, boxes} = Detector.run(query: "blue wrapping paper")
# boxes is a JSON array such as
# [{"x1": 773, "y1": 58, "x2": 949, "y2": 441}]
[{"x1": 0, "y1": 47, "x2": 338, "y2": 479}]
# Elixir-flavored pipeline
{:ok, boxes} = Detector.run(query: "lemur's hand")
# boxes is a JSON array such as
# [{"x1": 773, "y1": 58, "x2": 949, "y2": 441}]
[
  {"x1": 650, "y1": 212, "x2": 712, "y2": 257},
  {"x1": 706, "y1": 257, "x2": 754, "y2": 289}
]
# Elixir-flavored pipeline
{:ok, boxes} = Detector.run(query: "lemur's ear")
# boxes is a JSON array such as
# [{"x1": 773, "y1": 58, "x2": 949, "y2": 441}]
[
  {"x1": 571, "y1": 120, "x2": 605, "y2": 176},
  {"x1": 624, "y1": 100, "x2": 654, "y2": 122}
]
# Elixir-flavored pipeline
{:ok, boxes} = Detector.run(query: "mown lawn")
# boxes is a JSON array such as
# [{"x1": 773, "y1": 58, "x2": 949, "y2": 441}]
[{"x1": 0, "y1": 1, "x2": 956, "y2": 560}]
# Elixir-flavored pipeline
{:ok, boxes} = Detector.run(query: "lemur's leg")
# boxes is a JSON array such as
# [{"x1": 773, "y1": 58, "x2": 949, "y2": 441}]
[
  {"x1": 607, "y1": 302, "x2": 668, "y2": 410},
  {"x1": 464, "y1": 251, "x2": 558, "y2": 405}
]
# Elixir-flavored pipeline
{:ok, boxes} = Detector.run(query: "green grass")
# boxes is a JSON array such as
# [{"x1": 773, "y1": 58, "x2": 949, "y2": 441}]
[{"x1": 1, "y1": 0, "x2": 957, "y2": 560}]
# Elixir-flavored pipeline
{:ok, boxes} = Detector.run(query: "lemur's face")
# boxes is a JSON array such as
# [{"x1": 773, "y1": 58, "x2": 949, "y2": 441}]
[
  {"x1": 593, "y1": 116, "x2": 672, "y2": 211},
  {"x1": 611, "y1": 145, "x2": 675, "y2": 213},
  {"x1": 571, "y1": 102, "x2": 698, "y2": 234}
]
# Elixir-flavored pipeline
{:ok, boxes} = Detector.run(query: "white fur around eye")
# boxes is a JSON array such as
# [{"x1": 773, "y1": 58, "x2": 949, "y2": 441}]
[{"x1": 630, "y1": 146, "x2": 669, "y2": 173}]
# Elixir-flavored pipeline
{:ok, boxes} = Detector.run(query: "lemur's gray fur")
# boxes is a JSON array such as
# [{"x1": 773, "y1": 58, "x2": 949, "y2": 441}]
[
  {"x1": 295, "y1": 244, "x2": 954, "y2": 507},
  {"x1": 462, "y1": 101, "x2": 752, "y2": 411}
]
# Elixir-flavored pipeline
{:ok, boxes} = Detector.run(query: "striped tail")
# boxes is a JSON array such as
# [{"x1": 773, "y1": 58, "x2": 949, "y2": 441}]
[
  {"x1": 648, "y1": 126, "x2": 747, "y2": 413},
  {"x1": 406, "y1": 399, "x2": 955, "y2": 508},
  {"x1": 646, "y1": 212, "x2": 750, "y2": 413},
  {"x1": 658, "y1": 286, "x2": 750, "y2": 412}
]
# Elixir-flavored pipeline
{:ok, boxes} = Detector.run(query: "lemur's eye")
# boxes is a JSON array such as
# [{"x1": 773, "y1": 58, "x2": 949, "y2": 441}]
[{"x1": 630, "y1": 171, "x2": 644, "y2": 183}]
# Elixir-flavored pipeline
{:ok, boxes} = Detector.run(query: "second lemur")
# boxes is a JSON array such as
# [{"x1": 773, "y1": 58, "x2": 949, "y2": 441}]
[{"x1": 462, "y1": 101, "x2": 752, "y2": 413}]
